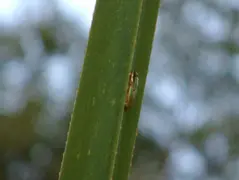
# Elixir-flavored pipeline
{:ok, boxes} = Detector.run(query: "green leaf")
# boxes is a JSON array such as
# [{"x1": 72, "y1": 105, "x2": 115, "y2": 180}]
[
  {"x1": 58, "y1": 0, "x2": 144, "y2": 180},
  {"x1": 113, "y1": 0, "x2": 160, "y2": 179}
]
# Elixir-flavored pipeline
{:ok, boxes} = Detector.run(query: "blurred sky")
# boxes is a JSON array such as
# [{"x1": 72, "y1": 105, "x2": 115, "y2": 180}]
[{"x1": 0, "y1": 0, "x2": 95, "y2": 34}]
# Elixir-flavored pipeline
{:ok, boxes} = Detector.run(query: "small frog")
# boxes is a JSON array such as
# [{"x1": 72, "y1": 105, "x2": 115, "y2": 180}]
[{"x1": 124, "y1": 71, "x2": 139, "y2": 111}]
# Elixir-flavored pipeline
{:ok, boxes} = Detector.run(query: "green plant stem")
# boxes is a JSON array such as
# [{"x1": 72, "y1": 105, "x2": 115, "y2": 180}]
[
  {"x1": 58, "y1": 0, "x2": 143, "y2": 180},
  {"x1": 113, "y1": 0, "x2": 160, "y2": 179}
]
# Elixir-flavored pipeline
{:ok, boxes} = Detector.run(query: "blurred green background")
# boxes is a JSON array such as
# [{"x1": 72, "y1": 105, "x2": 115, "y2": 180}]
[{"x1": 1, "y1": 0, "x2": 239, "y2": 180}]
